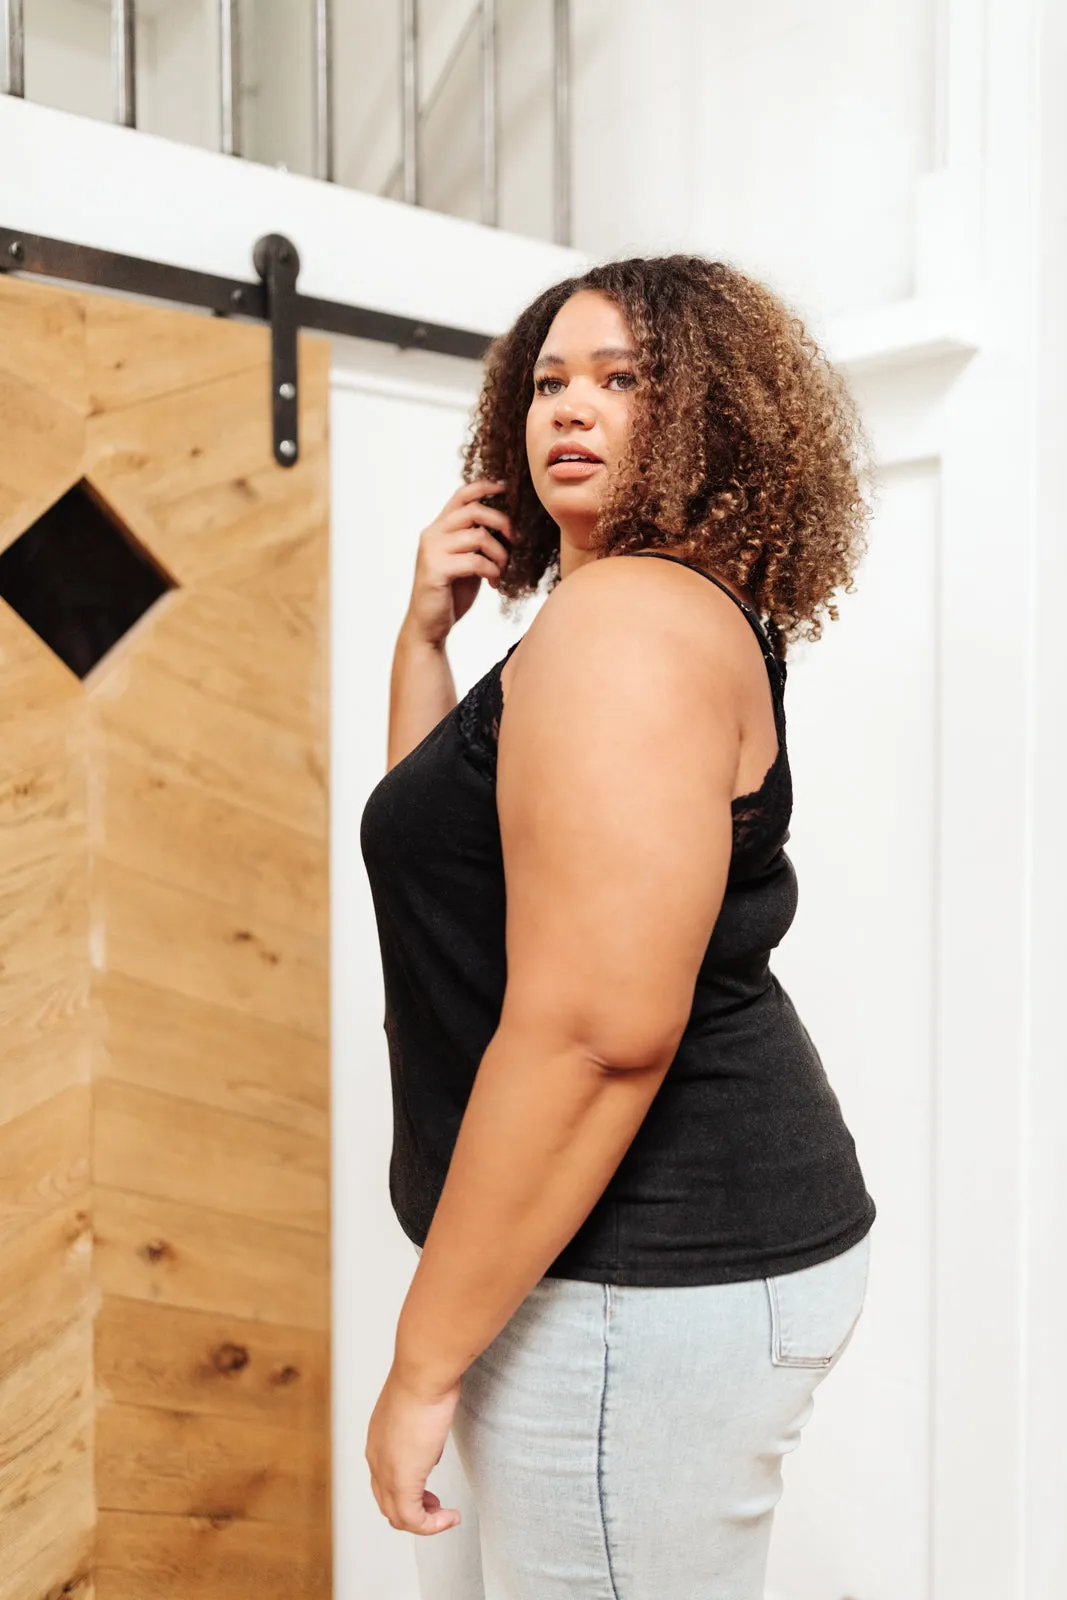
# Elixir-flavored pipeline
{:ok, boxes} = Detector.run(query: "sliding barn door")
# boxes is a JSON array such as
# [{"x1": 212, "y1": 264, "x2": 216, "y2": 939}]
[{"x1": 0, "y1": 274, "x2": 331, "y2": 1598}]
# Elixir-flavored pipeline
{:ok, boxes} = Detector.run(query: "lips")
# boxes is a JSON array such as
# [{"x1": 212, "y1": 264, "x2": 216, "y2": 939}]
[{"x1": 547, "y1": 443, "x2": 602, "y2": 465}]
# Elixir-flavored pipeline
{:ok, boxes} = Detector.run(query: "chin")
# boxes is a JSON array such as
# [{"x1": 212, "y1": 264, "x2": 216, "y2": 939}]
[{"x1": 543, "y1": 486, "x2": 604, "y2": 522}]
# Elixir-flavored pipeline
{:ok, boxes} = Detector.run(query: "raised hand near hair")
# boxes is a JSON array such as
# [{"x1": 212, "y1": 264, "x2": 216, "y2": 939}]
[{"x1": 403, "y1": 479, "x2": 512, "y2": 648}]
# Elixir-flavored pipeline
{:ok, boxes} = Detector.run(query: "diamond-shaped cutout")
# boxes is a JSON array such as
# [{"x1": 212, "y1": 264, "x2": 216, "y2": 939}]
[{"x1": 0, "y1": 479, "x2": 176, "y2": 678}]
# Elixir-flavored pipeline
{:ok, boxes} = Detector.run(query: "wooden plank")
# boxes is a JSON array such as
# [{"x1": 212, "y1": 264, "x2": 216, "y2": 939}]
[
  {"x1": 0, "y1": 1088, "x2": 91, "y2": 1240},
  {"x1": 0, "y1": 1462, "x2": 94, "y2": 1600},
  {"x1": 0, "y1": 1316, "x2": 94, "y2": 1527},
  {"x1": 130, "y1": 585, "x2": 326, "y2": 742},
  {"x1": 1, "y1": 804, "x2": 92, "y2": 1122},
  {"x1": 95, "y1": 1297, "x2": 327, "y2": 1429},
  {"x1": 96, "y1": 973, "x2": 327, "y2": 1138},
  {"x1": 0, "y1": 842, "x2": 88, "y2": 994},
  {"x1": 0, "y1": 703, "x2": 86, "y2": 874},
  {"x1": 0, "y1": 604, "x2": 82, "y2": 723},
  {"x1": 0, "y1": 1194, "x2": 93, "y2": 1380},
  {"x1": 174, "y1": 475, "x2": 329, "y2": 601},
  {"x1": 1, "y1": 743, "x2": 92, "y2": 1116},
  {"x1": 96, "y1": 1400, "x2": 329, "y2": 1526},
  {"x1": 96, "y1": 1510, "x2": 329, "y2": 1600},
  {"x1": 91, "y1": 653, "x2": 326, "y2": 839},
  {"x1": 0, "y1": 983, "x2": 92, "y2": 1132},
  {"x1": 85, "y1": 363, "x2": 328, "y2": 589},
  {"x1": 93, "y1": 750, "x2": 327, "y2": 938},
  {"x1": 93, "y1": 1079, "x2": 328, "y2": 1234},
  {"x1": 93, "y1": 1188, "x2": 329, "y2": 1331},
  {"x1": 85, "y1": 293, "x2": 267, "y2": 416},
  {"x1": 0, "y1": 369, "x2": 85, "y2": 556},
  {"x1": 92, "y1": 440, "x2": 330, "y2": 598},
  {"x1": 0, "y1": 275, "x2": 88, "y2": 560},
  {"x1": 96, "y1": 857, "x2": 327, "y2": 1040},
  {"x1": 0, "y1": 274, "x2": 88, "y2": 415}
]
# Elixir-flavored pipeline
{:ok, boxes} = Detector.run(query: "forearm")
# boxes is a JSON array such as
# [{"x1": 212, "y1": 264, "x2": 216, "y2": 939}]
[
  {"x1": 387, "y1": 621, "x2": 457, "y2": 770},
  {"x1": 391, "y1": 1020, "x2": 670, "y2": 1398}
]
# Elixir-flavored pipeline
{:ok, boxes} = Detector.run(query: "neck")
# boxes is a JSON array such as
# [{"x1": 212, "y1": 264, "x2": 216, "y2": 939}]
[{"x1": 557, "y1": 520, "x2": 600, "y2": 581}]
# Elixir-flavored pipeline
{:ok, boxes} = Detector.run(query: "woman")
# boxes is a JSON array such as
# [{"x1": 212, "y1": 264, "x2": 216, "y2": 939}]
[{"x1": 360, "y1": 254, "x2": 877, "y2": 1599}]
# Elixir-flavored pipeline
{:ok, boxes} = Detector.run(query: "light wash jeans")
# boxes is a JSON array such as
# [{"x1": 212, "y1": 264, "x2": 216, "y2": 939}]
[{"x1": 408, "y1": 1229, "x2": 872, "y2": 1599}]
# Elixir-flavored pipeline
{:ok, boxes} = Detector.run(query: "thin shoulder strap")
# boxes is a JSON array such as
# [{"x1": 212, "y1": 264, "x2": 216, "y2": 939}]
[{"x1": 631, "y1": 550, "x2": 777, "y2": 664}]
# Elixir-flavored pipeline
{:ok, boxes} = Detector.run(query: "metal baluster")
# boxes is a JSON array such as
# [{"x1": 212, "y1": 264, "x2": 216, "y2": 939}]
[
  {"x1": 553, "y1": 0, "x2": 572, "y2": 246},
  {"x1": 112, "y1": 0, "x2": 136, "y2": 128},
  {"x1": 480, "y1": 0, "x2": 498, "y2": 226},
  {"x1": 380, "y1": 4, "x2": 477, "y2": 201},
  {"x1": 3, "y1": 0, "x2": 24, "y2": 97},
  {"x1": 313, "y1": 0, "x2": 334, "y2": 182},
  {"x1": 218, "y1": 0, "x2": 242, "y2": 157},
  {"x1": 401, "y1": 0, "x2": 420, "y2": 205}
]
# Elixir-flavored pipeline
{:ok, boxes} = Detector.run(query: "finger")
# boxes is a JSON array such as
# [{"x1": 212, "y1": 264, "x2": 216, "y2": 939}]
[
  {"x1": 445, "y1": 526, "x2": 510, "y2": 568},
  {"x1": 442, "y1": 552, "x2": 503, "y2": 587},
  {"x1": 452, "y1": 477, "x2": 507, "y2": 506},
  {"x1": 396, "y1": 1488, "x2": 462, "y2": 1536},
  {"x1": 441, "y1": 500, "x2": 512, "y2": 538}
]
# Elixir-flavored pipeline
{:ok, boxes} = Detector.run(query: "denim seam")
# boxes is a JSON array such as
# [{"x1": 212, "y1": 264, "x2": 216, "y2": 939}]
[
  {"x1": 596, "y1": 1284, "x2": 622, "y2": 1600},
  {"x1": 766, "y1": 1274, "x2": 839, "y2": 1368}
]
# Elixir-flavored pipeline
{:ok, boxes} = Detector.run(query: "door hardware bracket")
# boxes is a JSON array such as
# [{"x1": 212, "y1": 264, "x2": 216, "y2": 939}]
[{"x1": 253, "y1": 233, "x2": 301, "y2": 468}]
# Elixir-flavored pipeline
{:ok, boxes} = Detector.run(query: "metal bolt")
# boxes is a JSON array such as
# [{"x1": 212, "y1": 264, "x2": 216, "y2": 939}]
[
  {"x1": 279, "y1": 439, "x2": 297, "y2": 460},
  {"x1": 412, "y1": 324, "x2": 428, "y2": 342},
  {"x1": 278, "y1": 381, "x2": 296, "y2": 401},
  {"x1": 8, "y1": 241, "x2": 24, "y2": 263},
  {"x1": 230, "y1": 287, "x2": 245, "y2": 308}
]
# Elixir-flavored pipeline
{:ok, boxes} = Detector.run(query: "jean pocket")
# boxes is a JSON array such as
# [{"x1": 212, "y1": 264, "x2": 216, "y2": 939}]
[{"x1": 765, "y1": 1232, "x2": 871, "y2": 1369}]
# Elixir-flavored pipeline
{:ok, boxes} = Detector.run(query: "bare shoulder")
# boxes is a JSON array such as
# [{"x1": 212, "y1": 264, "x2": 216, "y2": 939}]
[{"x1": 506, "y1": 552, "x2": 747, "y2": 705}]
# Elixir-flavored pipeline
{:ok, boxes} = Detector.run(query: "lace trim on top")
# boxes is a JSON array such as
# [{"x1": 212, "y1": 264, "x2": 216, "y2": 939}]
[
  {"x1": 457, "y1": 634, "x2": 790, "y2": 872},
  {"x1": 456, "y1": 641, "x2": 520, "y2": 784}
]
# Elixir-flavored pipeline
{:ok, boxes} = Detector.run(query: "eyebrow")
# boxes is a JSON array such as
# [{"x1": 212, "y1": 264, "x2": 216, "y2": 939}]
[{"x1": 533, "y1": 345, "x2": 637, "y2": 374}]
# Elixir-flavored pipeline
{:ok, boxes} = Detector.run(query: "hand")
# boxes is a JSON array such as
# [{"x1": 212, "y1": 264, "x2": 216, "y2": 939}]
[
  {"x1": 404, "y1": 478, "x2": 513, "y2": 647},
  {"x1": 365, "y1": 1365, "x2": 464, "y2": 1535}
]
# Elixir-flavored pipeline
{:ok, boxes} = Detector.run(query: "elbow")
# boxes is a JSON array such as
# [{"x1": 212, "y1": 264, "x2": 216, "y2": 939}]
[
  {"x1": 580, "y1": 1019, "x2": 686, "y2": 1077},
  {"x1": 499, "y1": 986, "x2": 688, "y2": 1076}
]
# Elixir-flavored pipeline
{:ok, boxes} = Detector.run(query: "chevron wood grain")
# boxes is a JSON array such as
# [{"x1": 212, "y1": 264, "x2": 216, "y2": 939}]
[{"x1": 0, "y1": 273, "x2": 331, "y2": 1598}]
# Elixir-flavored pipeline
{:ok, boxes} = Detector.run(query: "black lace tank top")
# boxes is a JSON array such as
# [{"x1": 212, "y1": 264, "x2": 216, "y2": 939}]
[{"x1": 359, "y1": 554, "x2": 877, "y2": 1287}]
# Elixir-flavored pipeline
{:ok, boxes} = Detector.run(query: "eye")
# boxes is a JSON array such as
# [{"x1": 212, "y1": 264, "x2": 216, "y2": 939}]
[{"x1": 534, "y1": 371, "x2": 636, "y2": 395}]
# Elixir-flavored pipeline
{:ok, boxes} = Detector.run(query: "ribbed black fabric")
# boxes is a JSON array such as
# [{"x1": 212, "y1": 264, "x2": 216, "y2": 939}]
[{"x1": 359, "y1": 555, "x2": 876, "y2": 1286}]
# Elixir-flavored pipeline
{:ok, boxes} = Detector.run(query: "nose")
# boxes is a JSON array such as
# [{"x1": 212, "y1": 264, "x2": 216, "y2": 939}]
[{"x1": 552, "y1": 389, "x2": 595, "y2": 428}]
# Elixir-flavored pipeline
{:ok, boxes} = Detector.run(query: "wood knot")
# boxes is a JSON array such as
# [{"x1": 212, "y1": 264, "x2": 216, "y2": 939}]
[
  {"x1": 67, "y1": 1211, "x2": 92, "y2": 1245},
  {"x1": 271, "y1": 1364, "x2": 300, "y2": 1387},
  {"x1": 212, "y1": 1343, "x2": 250, "y2": 1375},
  {"x1": 141, "y1": 1238, "x2": 173, "y2": 1264},
  {"x1": 54, "y1": 1572, "x2": 91, "y2": 1598}
]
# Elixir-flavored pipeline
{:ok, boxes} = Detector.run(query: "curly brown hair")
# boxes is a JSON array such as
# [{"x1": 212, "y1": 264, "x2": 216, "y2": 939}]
[{"x1": 460, "y1": 254, "x2": 874, "y2": 659}]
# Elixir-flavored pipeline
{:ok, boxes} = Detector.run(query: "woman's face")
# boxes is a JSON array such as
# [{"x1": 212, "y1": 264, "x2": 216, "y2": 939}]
[{"x1": 525, "y1": 290, "x2": 639, "y2": 544}]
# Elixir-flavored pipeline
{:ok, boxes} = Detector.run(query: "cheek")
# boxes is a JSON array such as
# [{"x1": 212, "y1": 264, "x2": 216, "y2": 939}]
[
  {"x1": 525, "y1": 405, "x2": 546, "y2": 471},
  {"x1": 604, "y1": 396, "x2": 636, "y2": 460}
]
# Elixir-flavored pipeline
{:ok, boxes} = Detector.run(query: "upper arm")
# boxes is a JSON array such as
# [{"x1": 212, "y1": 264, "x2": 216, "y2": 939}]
[{"x1": 495, "y1": 560, "x2": 741, "y2": 1072}]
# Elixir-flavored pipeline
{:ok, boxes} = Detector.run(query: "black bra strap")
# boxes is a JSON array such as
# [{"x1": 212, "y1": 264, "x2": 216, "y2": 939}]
[{"x1": 630, "y1": 551, "x2": 776, "y2": 663}]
